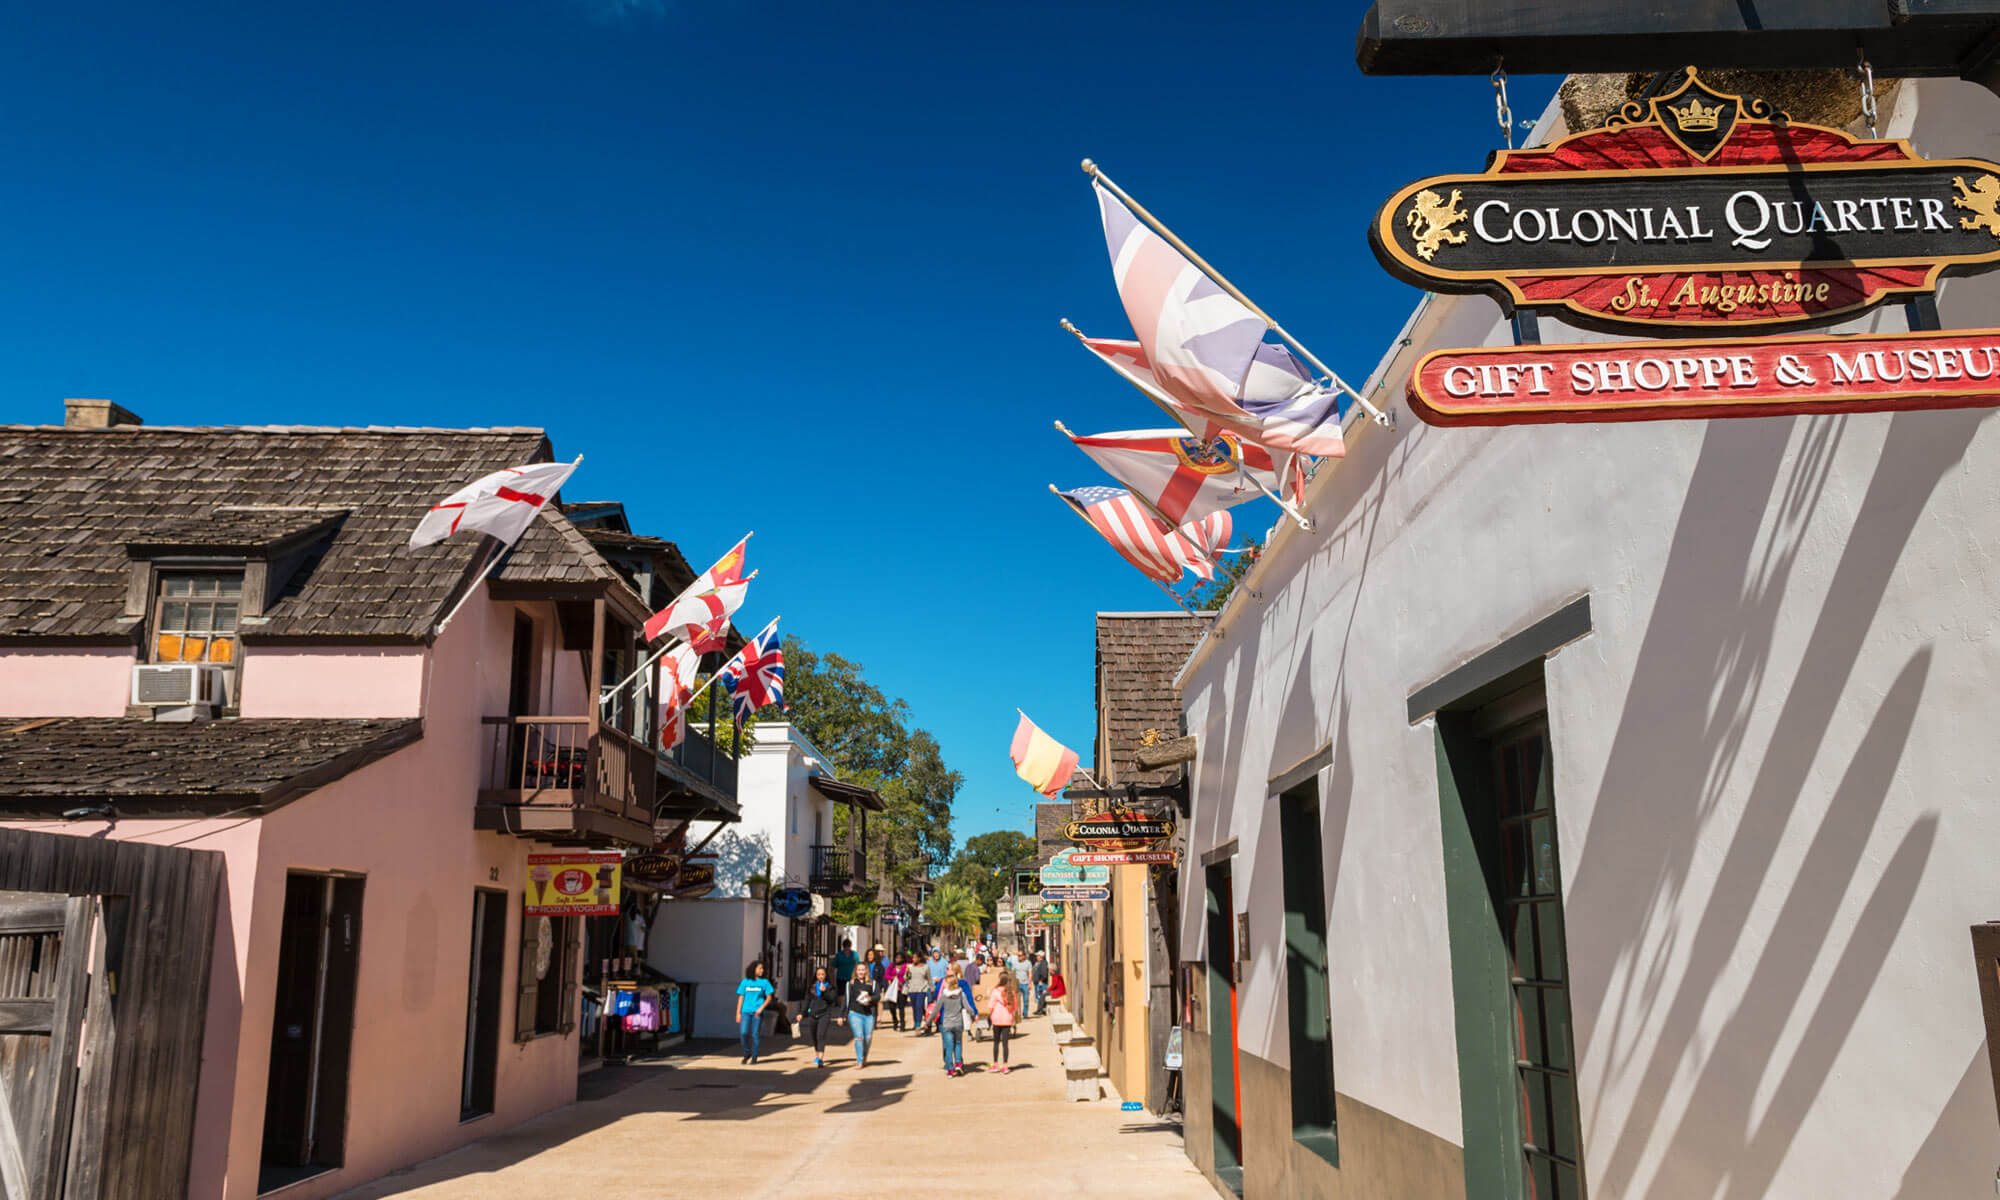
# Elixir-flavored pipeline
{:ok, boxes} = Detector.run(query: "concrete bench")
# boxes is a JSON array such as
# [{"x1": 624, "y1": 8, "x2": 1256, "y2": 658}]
[
  {"x1": 1048, "y1": 1007, "x2": 1074, "y2": 1034},
  {"x1": 1061, "y1": 1042, "x2": 1103, "y2": 1102}
]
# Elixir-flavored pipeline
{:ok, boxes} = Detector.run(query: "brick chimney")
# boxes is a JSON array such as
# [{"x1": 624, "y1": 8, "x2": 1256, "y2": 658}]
[{"x1": 63, "y1": 399, "x2": 143, "y2": 428}]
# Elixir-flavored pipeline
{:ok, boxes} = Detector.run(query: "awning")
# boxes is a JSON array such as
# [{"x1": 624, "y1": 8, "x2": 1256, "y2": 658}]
[{"x1": 810, "y1": 775, "x2": 885, "y2": 812}]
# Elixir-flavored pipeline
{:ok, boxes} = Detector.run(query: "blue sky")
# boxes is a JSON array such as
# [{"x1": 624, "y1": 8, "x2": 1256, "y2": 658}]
[{"x1": 0, "y1": 2, "x2": 1554, "y2": 848}]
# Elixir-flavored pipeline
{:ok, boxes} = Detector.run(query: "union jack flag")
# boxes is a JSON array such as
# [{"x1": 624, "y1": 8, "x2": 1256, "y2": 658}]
[{"x1": 719, "y1": 617, "x2": 785, "y2": 723}]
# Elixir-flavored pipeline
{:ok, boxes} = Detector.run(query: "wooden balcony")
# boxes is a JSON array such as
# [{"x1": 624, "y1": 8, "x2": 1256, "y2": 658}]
[
  {"x1": 476, "y1": 716, "x2": 657, "y2": 848},
  {"x1": 808, "y1": 843, "x2": 869, "y2": 896}
]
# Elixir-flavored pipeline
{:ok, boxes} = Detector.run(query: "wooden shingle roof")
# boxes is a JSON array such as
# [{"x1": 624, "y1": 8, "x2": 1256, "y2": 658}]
[
  {"x1": 1095, "y1": 612, "x2": 1212, "y2": 787},
  {"x1": 0, "y1": 424, "x2": 556, "y2": 641},
  {"x1": 0, "y1": 716, "x2": 422, "y2": 815}
]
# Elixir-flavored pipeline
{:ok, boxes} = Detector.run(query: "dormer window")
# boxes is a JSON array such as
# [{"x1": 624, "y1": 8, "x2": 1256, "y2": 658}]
[{"x1": 152, "y1": 572, "x2": 242, "y2": 665}]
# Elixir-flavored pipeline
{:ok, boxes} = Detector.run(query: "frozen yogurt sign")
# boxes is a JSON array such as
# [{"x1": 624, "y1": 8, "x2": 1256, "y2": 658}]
[
  {"x1": 1371, "y1": 69, "x2": 2000, "y2": 333},
  {"x1": 526, "y1": 851, "x2": 622, "y2": 916}
]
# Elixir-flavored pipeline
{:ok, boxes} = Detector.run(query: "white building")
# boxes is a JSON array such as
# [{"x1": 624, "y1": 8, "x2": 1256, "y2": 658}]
[
  {"x1": 648, "y1": 722, "x2": 881, "y2": 1015},
  {"x1": 1172, "y1": 77, "x2": 2000, "y2": 1199}
]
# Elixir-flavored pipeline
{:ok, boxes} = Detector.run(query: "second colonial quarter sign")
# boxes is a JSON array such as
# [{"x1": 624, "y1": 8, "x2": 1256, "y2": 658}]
[{"x1": 1370, "y1": 68, "x2": 2000, "y2": 334}]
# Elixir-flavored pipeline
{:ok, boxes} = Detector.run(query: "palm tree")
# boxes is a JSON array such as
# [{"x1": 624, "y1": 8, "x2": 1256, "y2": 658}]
[{"x1": 927, "y1": 880, "x2": 981, "y2": 951}]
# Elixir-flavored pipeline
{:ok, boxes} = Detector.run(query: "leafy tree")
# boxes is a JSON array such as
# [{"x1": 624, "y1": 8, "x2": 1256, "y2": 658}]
[
  {"x1": 783, "y1": 635, "x2": 960, "y2": 907},
  {"x1": 944, "y1": 830, "x2": 1036, "y2": 922},
  {"x1": 831, "y1": 895, "x2": 879, "y2": 925},
  {"x1": 1191, "y1": 535, "x2": 1263, "y2": 611},
  {"x1": 782, "y1": 636, "x2": 910, "y2": 778}
]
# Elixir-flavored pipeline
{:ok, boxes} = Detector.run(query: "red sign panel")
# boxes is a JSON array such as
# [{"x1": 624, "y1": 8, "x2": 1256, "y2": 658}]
[
  {"x1": 1408, "y1": 329, "x2": 2000, "y2": 426},
  {"x1": 1066, "y1": 851, "x2": 1177, "y2": 865}
]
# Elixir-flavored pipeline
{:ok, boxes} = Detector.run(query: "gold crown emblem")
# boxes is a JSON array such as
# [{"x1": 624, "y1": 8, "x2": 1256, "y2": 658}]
[{"x1": 1671, "y1": 98, "x2": 1723, "y2": 132}]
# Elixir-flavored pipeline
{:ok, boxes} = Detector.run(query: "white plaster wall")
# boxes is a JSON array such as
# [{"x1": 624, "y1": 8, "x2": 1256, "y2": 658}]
[
  {"x1": 1179, "y1": 78, "x2": 2000, "y2": 1199},
  {"x1": 645, "y1": 897, "x2": 766, "y2": 1038}
]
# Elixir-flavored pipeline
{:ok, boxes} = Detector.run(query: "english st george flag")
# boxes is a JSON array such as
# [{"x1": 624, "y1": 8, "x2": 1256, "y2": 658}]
[
  {"x1": 1056, "y1": 485, "x2": 1230, "y2": 584},
  {"x1": 1093, "y1": 185, "x2": 1346, "y2": 457},
  {"x1": 657, "y1": 643, "x2": 702, "y2": 752},
  {"x1": 408, "y1": 457, "x2": 582, "y2": 549}
]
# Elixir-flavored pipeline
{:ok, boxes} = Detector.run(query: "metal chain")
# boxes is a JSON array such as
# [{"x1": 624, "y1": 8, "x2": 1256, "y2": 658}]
[
  {"x1": 1859, "y1": 56, "x2": 1880, "y2": 139},
  {"x1": 1492, "y1": 62, "x2": 1515, "y2": 149}
]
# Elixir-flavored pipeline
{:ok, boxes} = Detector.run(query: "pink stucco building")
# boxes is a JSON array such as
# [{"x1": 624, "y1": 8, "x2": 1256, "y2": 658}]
[{"x1": 0, "y1": 403, "x2": 737, "y2": 1198}]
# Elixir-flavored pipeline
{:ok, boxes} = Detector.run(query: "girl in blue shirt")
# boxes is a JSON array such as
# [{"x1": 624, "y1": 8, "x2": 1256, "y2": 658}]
[{"x1": 735, "y1": 961, "x2": 775, "y2": 1064}]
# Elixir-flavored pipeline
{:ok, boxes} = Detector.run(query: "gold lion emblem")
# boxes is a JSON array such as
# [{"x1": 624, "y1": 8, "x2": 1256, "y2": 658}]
[
  {"x1": 1954, "y1": 175, "x2": 2000, "y2": 239},
  {"x1": 1405, "y1": 188, "x2": 1469, "y2": 261}
]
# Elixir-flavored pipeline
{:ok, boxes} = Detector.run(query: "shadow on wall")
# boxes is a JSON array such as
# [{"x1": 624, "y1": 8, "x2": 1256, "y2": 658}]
[
  {"x1": 1565, "y1": 406, "x2": 1988, "y2": 1199},
  {"x1": 706, "y1": 829, "x2": 774, "y2": 897}
]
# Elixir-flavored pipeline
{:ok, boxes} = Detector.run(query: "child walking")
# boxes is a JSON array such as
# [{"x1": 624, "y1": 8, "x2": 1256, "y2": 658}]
[
  {"x1": 988, "y1": 969, "x2": 1021, "y2": 1073},
  {"x1": 926, "y1": 963, "x2": 978, "y2": 1076}
]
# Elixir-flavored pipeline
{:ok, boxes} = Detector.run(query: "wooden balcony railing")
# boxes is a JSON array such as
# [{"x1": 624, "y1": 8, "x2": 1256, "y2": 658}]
[
  {"x1": 478, "y1": 716, "x2": 656, "y2": 843},
  {"x1": 808, "y1": 843, "x2": 868, "y2": 895}
]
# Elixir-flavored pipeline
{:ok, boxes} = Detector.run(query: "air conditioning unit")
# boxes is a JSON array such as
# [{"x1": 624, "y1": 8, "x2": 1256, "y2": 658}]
[{"x1": 131, "y1": 663, "x2": 228, "y2": 715}]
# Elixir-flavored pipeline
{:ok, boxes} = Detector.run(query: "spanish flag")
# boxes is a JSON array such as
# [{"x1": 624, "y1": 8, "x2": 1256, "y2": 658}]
[{"x1": 1011, "y1": 711, "x2": 1080, "y2": 798}]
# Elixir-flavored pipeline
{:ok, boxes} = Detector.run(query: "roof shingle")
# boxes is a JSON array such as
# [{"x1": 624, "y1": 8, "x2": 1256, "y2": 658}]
[{"x1": 0, "y1": 425, "x2": 551, "y2": 640}]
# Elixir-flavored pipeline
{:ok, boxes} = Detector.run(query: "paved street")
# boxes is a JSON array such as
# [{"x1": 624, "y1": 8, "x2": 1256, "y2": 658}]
[{"x1": 336, "y1": 1010, "x2": 1212, "y2": 1199}]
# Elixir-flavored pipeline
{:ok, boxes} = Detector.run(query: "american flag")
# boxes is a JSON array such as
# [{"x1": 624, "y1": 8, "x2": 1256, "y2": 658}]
[
  {"x1": 719, "y1": 617, "x2": 785, "y2": 723},
  {"x1": 1057, "y1": 485, "x2": 1230, "y2": 584},
  {"x1": 1095, "y1": 185, "x2": 1347, "y2": 457}
]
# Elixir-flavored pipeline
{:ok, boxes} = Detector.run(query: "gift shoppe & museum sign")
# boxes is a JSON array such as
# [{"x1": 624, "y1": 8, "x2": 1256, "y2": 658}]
[{"x1": 1372, "y1": 69, "x2": 2000, "y2": 334}]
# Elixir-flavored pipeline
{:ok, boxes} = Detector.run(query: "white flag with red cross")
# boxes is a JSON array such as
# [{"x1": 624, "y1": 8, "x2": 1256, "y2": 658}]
[
  {"x1": 643, "y1": 534, "x2": 754, "y2": 651},
  {"x1": 408, "y1": 457, "x2": 582, "y2": 549}
]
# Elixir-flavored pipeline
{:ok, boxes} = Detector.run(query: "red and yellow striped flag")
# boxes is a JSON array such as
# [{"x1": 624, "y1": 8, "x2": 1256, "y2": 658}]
[{"x1": 1010, "y1": 711, "x2": 1080, "y2": 798}]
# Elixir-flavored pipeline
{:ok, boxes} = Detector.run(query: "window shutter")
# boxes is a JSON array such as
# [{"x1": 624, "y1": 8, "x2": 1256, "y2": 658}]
[
  {"x1": 515, "y1": 910, "x2": 539, "y2": 1042},
  {"x1": 557, "y1": 917, "x2": 582, "y2": 1035}
]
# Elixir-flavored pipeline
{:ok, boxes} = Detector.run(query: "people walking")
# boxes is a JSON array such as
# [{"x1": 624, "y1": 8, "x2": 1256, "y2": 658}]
[
  {"x1": 834, "y1": 938, "x2": 858, "y2": 986},
  {"x1": 988, "y1": 969, "x2": 1022, "y2": 1073},
  {"x1": 886, "y1": 952, "x2": 911, "y2": 1031},
  {"x1": 926, "y1": 963, "x2": 979, "y2": 1076},
  {"x1": 1032, "y1": 952, "x2": 1050, "y2": 1014},
  {"x1": 735, "y1": 960, "x2": 774, "y2": 1064},
  {"x1": 801, "y1": 965, "x2": 841, "y2": 1068},
  {"x1": 905, "y1": 951, "x2": 932, "y2": 1032},
  {"x1": 844, "y1": 962, "x2": 881, "y2": 1067}
]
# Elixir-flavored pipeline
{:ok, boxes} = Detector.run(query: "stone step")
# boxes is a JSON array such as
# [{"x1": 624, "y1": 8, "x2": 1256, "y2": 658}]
[{"x1": 1062, "y1": 1042, "x2": 1103, "y2": 1102}]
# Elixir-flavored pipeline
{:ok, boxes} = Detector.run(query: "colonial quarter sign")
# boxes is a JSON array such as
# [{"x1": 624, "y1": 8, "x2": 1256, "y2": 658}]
[{"x1": 1371, "y1": 68, "x2": 2000, "y2": 334}]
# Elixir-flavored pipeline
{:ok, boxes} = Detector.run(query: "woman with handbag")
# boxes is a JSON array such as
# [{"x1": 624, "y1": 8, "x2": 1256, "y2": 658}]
[
  {"x1": 884, "y1": 953, "x2": 909, "y2": 1030},
  {"x1": 905, "y1": 952, "x2": 932, "y2": 1032}
]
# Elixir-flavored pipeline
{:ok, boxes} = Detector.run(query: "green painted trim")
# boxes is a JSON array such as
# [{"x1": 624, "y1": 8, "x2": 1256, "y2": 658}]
[
  {"x1": 1407, "y1": 596, "x2": 1591, "y2": 723},
  {"x1": 1436, "y1": 722, "x2": 1528, "y2": 1200},
  {"x1": 1279, "y1": 781, "x2": 1340, "y2": 1168}
]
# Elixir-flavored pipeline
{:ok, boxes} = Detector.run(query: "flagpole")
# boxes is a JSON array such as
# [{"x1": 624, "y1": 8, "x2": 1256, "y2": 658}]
[
  {"x1": 601, "y1": 632, "x2": 688, "y2": 701},
  {"x1": 1052, "y1": 421, "x2": 1221, "y2": 571},
  {"x1": 1059, "y1": 320, "x2": 1315, "y2": 533},
  {"x1": 1046, "y1": 485, "x2": 1199, "y2": 616},
  {"x1": 434, "y1": 536, "x2": 509, "y2": 635},
  {"x1": 1080, "y1": 159, "x2": 1393, "y2": 429}
]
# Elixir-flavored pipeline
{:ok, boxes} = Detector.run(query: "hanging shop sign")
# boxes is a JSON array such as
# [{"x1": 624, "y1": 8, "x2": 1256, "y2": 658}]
[
  {"x1": 664, "y1": 861, "x2": 714, "y2": 899},
  {"x1": 1371, "y1": 68, "x2": 2000, "y2": 334},
  {"x1": 881, "y1": 906, "x2": 913, "y2": 925},
  {"x1": 1063, "y1": 809, "x2": 1175, "y2": 851},
  {"x1": 1039, "y1": 902, "x2": 1067, "y2": 918},
  {"x1": 1040, "y1": 885, "x2": 1112, "y2": 902},
  {"x1": 1066, "y1": 850, "x2": 1177, "y2": 866},
  {"x1": 1407, "y1": 327, "x2": 2000, "y2": 425},
  {"x1": 624, "y1": 852, "x2": 682, "y2": 887},
  {"x1": 526, "y1": 851, "x2": 623, "y2": 917},
  {"x1": 771, "y1": 887, "x2": 813, "y2": 918},
  {"x1": 1040, "y1": 847, "x2": 1112, "y2": 887}
]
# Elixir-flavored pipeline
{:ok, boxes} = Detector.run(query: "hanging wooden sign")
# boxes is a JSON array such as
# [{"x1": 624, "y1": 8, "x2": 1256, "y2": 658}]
[
  {"x1": 1063, "y1": 808, "x2": 1175, "y2": 850},
  {"x1": 1407, "y1": 327, "x2": 2000, "y2": 425},
  {"x1": 1371, "y1": 68, "x2": 2000, "y2": 334}
]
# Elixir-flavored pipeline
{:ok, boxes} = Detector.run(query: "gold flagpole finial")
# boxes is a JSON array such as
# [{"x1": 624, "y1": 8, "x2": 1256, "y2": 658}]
[{"x1": 1080, "y1": 158, "x2": 1098, "y2": 176}]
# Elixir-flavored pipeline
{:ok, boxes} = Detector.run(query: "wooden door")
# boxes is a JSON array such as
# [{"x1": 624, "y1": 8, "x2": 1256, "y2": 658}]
[
  {"x1": 1204, "y1": 862, "x2": 1243, "y2": 1179},
  {"x1": 0, "y1": 895, "x2": 95, "y2": 1200}
]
